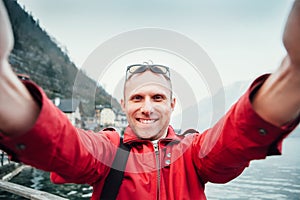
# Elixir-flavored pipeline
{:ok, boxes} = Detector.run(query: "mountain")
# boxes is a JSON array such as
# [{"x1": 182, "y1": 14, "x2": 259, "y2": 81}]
[
  {"x1": 3, "y1": 0, "x2": 120, "y2": 116},
  {"x1": 171, "y1": 80, "x2": 251, "y2": 132}
]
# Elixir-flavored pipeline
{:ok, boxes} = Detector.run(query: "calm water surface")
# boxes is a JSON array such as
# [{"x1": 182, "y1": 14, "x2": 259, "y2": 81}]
[{"x1": 206, "y1": 137, "x2": 300, "y2": 200}]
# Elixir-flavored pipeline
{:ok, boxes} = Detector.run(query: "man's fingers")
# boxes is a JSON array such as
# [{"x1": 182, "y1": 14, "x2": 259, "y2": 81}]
[
  {"x1": 0, "y1": 0, "x2": 14, "y2": 61},
  {"x1": 283, "y1": 0, "x2": 300, "y2": 65}
]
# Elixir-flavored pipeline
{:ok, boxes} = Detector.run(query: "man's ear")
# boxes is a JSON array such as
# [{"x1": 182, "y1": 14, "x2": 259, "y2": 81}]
[
  {"x1": 171, "y1": 97, "x2": 176, "y2": 111},
  {"x1": 121, "y1": 99, "x2": 126, "y2": 112}
]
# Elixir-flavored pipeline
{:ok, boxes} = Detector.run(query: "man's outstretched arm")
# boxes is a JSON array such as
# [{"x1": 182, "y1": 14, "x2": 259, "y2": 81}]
[
  {"x1": 0, "y1": 1, "x2": 40, "y2": 136},
  {"x1": 252, "y1": 0, "x2": 300, "y2": 127}
]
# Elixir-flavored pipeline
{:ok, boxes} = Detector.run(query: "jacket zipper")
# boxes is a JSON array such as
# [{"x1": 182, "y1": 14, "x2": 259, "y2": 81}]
[{"x1": 153, "y1": 141, "x2": 160, "y2": 200}]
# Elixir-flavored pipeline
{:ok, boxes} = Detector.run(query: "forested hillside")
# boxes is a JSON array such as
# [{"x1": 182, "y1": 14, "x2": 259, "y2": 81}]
[{"x1": 3, "y1": 0, "x2": 120, "y2": 116}]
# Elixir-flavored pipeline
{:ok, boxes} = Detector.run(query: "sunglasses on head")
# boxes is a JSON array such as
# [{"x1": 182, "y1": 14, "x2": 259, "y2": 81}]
[{"x1": 126, "y1": 64, "x2": 170, "y2": 80}]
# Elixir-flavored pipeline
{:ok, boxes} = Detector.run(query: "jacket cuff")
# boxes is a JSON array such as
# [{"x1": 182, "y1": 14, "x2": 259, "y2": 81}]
[
  {"x1": 238, "y1": 74, "x2": 300, "y2": 156},
  {"x1": 0, "y1": 80, "x2": 57, "y2": 167}
]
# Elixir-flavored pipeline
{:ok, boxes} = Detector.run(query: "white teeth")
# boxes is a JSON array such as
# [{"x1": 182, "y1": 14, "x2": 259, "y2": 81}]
[{"x1": 139, "y1": 119, "x2": 155, "y2": 124}]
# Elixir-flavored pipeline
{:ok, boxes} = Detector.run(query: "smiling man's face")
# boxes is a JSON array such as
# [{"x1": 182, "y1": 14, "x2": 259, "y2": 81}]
[{"x1": 121, "y1": 71, "x2": 176, "y2": 140}]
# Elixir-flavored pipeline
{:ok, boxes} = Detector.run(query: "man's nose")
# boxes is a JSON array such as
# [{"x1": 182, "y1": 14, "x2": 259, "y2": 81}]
[{"x1": 140, "y1": 99, "x2": 153, "y2": 115}]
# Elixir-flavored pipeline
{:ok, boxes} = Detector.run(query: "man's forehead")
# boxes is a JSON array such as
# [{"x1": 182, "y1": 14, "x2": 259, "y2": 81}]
[
  {"x1": 127, "y1": 70, "x2": 169, "y2": 83},
  {"x1": 124, "y1": 71, "x2": 172, "y2": 94}
]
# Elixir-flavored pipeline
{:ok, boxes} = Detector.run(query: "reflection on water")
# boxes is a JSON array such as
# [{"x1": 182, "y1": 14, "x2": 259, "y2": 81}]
[
  {"x1": 31, "y1": 168, "x2": 44, "y2": 190},
  {"x1": 0, "y1": 137, "x2": 299, "y2": 199},
  {"x1": 0, "y1": 167, "x2": 92, "y2": 199}
]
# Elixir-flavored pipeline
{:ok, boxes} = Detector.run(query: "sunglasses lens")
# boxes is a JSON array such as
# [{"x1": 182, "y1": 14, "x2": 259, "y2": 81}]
[
  {"x1": 134, "y1": 66, "x2": 148, "y2": 73},
  {"x1": 151, "y1": 65, "x2": 168, "y2": 74},
  {"x1": 128, "y1": 65, "x2": 144, "y2": 73},
  {"x1": 126, "y1": 64, "x2": 170, "y2": 80}
]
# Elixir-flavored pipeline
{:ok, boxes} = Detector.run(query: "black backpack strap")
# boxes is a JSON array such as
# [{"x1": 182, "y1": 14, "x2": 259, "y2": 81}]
[
  {"x1": 177, "y1": 128, "x2": 199, "y2": 136},
  {"x1": 100, "y1": 137, "x2": 131, "y2": 200}
]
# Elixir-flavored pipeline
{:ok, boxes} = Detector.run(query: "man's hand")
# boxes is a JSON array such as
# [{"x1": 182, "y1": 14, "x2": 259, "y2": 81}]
[
  {"x1": 0, "y1": 0, "x2": 40, "y2": 136},
  {"x1": 252, "y1": 0, "x2": 300, "y2": 127},
  {"x1": 283, "y1": 0, "x2": 300, "y2": 66},
  {"x1": 0, "y1": 0, "x2": 13, "y2": 61}
]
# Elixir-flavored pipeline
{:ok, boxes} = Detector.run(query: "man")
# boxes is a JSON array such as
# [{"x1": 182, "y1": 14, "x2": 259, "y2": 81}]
[{"x1": 0, "y1": 0, "x2": 299, "y2": 199}]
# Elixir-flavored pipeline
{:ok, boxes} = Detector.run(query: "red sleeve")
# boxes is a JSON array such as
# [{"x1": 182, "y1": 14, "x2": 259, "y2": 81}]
[
  {"x1": 193, "y1": 74, "x2": 300, "y2": 184},
  {"x1": 0, "y1": 80, "x2": 119, "y2": 185}
]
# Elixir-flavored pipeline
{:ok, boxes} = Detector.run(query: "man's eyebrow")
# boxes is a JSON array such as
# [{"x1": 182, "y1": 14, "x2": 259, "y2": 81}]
[
  {"x1": 129, "y1": 94, "x2": 142, "y2": 97},
  {"x1": 152, "y1": 92, "x2": 167, "y2": 96}
]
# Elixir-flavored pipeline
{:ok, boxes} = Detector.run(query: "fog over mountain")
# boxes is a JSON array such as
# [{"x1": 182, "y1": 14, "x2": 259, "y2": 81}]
[{"x1": 172, "y1": 80, "x2": 300, "y2": 137}]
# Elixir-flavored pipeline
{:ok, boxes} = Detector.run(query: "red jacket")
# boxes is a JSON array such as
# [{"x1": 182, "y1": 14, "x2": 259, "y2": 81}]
[{"x1": 0, "y1": 74, "x2": 299, "y2": 200}]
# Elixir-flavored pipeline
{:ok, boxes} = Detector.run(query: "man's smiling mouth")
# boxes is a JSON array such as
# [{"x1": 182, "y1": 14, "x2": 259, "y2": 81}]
[{"x1": 137, "y1": 118, "x2": 157, "y2": 124}]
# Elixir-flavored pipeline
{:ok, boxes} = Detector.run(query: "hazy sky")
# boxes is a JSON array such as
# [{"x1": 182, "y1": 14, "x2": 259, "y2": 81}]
[{"x1": 15, "y1": 0, "x2": 294, "y2": 100}]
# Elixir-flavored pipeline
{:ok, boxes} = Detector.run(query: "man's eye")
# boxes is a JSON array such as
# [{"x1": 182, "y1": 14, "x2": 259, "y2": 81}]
[
  {"x1": 131, "y1": 95, "x2": 142, "y2": 101},
  {"x1": 153, "y1": 95, "x2": 164, "y2": 101}
]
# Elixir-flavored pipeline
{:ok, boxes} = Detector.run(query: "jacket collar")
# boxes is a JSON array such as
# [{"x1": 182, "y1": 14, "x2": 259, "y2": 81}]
[{"x1": 123, "y1": 125, "x2": 181, "y2": 144}]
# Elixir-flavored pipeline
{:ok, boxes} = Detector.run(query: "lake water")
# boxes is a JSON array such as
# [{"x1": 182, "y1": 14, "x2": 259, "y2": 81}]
[
  {"x1": 205, "y1": 137, "x2": 300, "y2": 200},
  {"x1": 1, "y1": 137, "x2": 299, "y2": 199}
]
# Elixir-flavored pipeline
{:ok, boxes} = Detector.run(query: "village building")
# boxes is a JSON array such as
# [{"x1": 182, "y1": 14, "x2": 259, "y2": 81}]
[
  {"x1": 53, "y1": 97, "x2": 83, "y2": 128},
  {"x1": 95, "y1": 105, "x2": 127, "y2": 133}
]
